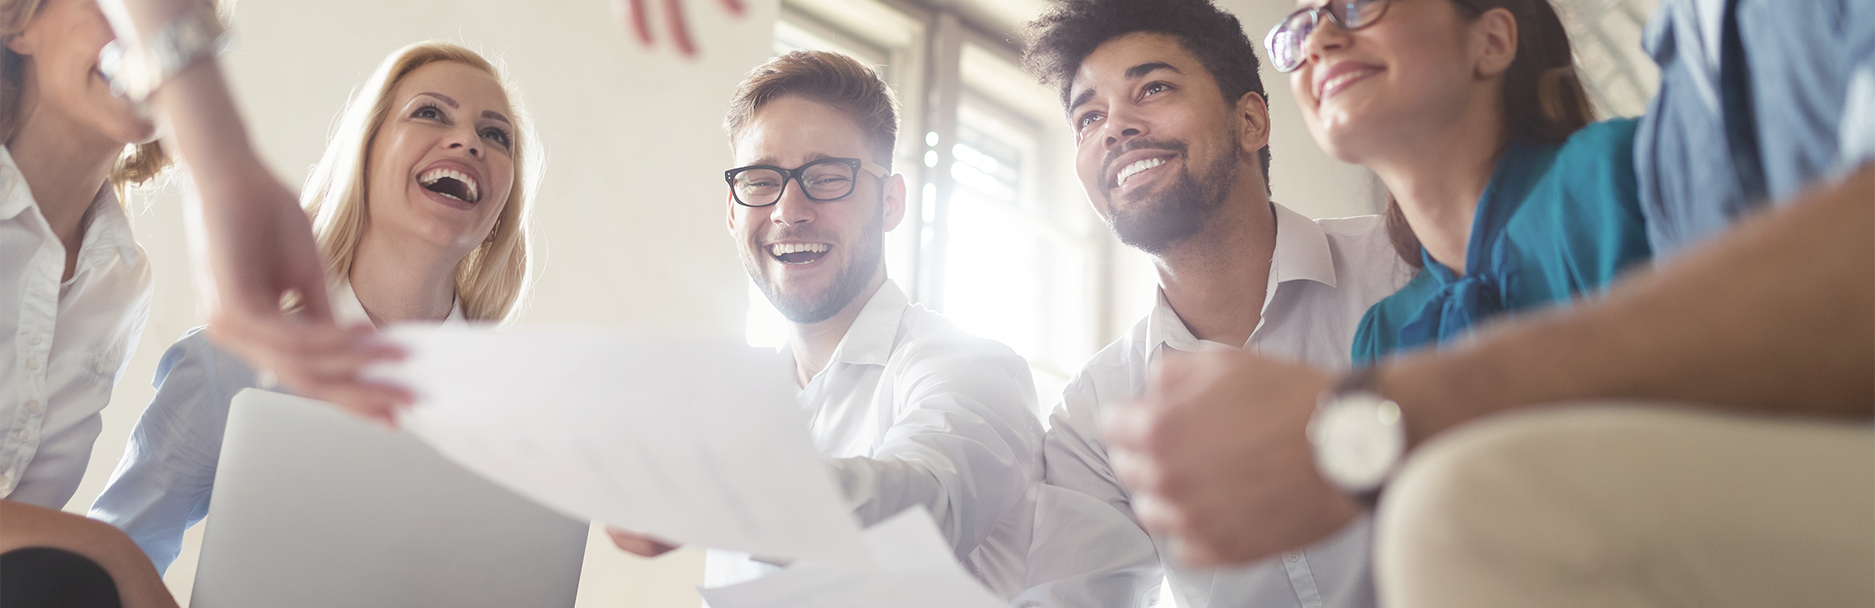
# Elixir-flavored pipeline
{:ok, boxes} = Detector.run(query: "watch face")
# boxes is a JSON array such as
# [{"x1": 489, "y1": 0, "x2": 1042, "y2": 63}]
[{"x1": 1311, "y1": 393, "x2": 1405, "y2": 492}]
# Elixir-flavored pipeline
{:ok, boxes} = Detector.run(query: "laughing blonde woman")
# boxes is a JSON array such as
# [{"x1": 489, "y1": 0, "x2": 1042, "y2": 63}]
[{"x1": 88, "y1": 40, "x2": 540, "y2": 573}]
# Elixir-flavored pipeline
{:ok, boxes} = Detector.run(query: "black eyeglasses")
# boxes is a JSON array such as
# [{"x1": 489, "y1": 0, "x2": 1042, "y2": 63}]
[
  {"x1": 1265, "y1": 0, "x2": 1394, "y2": 73},
  {"x1": 724, "y1": 157, "x2": 889, "y2": 207}
]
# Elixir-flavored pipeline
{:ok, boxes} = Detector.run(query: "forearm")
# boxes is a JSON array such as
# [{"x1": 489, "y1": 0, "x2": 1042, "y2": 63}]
[
  {"x1": 0, "y1": 500, "x2": 179, "y2": 608},
  {"x1": 1383, "y1": 164, "x2": 1875, "y2": 447}
]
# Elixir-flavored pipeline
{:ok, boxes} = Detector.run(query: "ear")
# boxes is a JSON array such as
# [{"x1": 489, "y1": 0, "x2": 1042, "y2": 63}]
[
  {"x1": 6, "y1": 30, "x2": 36, "y2": 56},
  {"x1": 880, "y1": 173, "x2": 907, "y2": 233},
  {"x1": 725, "y1": 191, "x2": 741, "y2": 233},
  {"x1": 1234, "y1": 90, "x2": 1272, "y2": 159},
  {"x1": 1472, "y1": 7, "x2": 1519, "y2": 79}
]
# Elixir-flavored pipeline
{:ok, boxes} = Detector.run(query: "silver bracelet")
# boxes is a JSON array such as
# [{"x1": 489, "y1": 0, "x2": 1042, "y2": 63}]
[{"x1": 98, "y1": 3, "x2": 228, "y2": 104}]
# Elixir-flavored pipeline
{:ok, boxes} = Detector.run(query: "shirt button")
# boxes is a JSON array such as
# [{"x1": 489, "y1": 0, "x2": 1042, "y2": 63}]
[
  {"x1": 95, "y1": 361, "x2": 109, "y2": 374},
  {"x1": 28, "y1": 334, "x2": 42, "y2": 345},
  {"x1": 1285, "y1": 553, "x2": 1300, "y2": 563},
  {"x1": 23, "y1": 401, "x2": 38, "y2": 414},
  {"x1": 25, "y1": 359, "x2": 39, "y2": 371},
  {"x1": 14, "y1": 428, "x2": 30, "y2": 441}
]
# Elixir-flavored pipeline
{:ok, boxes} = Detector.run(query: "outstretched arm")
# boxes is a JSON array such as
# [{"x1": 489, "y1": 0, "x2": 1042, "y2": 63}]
[
  {"x1": 96, "y1": 0, "x2": 409, "y2": 422},
  {"x1": 1105, "y1": 164, "x2": 1874, "y2": 567}
]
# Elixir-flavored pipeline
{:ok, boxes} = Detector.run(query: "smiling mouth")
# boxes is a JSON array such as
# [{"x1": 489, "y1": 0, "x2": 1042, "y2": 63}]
[
  {"x1": 769, "y1": 242, "x2": 830, "y2": 265},
  {"x1": 419, "y1": 168, "x2": 481, "y2": 204},
  {"x1": 1114, "y1": 156, "x2": 1171, "y2": 189},
  {"x1": 1319, "y1": 67, "x2": 1380, "y2": 100}
]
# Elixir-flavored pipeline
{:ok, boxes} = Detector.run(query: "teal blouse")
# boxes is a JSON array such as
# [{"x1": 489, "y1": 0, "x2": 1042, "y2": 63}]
[{"x1": 1352, "y1": 118, "x2": 1653, "y2": 365}]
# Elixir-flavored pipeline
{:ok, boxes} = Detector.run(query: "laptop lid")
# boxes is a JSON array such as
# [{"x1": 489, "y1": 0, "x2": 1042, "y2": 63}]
[{"x1": 191, "y1": 389, "x2": 587, "y2": 608}]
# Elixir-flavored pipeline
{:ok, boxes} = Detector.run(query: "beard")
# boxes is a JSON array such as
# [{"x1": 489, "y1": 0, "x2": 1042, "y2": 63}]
[
  {"x1": 1103, "y1": 138, "x2": 1241, "y2": 255},
  {"x1": 740, "y1": 204, "x2": 885, "y2": 324}
]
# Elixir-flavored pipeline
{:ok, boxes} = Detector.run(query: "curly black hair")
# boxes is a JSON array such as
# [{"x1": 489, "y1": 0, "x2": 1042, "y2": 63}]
[{"x1": 1020, "y1": 0, "x2": 1271, "y2": 188}]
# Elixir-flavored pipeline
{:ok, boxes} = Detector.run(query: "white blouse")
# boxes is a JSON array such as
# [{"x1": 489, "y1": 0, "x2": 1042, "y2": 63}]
[{"x1": 0, "y1": 146, "x2": 154, "y2": 508}]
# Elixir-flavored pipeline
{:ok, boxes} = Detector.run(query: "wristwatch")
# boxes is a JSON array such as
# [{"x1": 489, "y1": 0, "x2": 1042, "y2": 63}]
[
  {"x1": 97, "y1": 3, "x2": 227, "y2": 104},
  {"x1": 1307, "y1": 367, "x2": 1407, "y2": 508}
]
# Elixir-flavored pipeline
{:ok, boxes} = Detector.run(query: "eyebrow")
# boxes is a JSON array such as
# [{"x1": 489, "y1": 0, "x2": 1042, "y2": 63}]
[
  {"x1": 747, "y1": 151, "x2": 837, "y2": 167},
  {"x1": 1066, "y1": 61, "x2": 1184, "y2": 115},
  {"x1": 481, "y1": 110, "x2": 510, "y2": 125},
  {"x1": 415, "y1": 92, "x2": 458, "y2": 108}
]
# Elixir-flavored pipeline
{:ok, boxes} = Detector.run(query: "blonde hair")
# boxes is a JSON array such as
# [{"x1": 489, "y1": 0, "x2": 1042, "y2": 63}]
[
  {"x1": 0, "y1": 0, "x2": 178, "y2": 201},
  {"x1": 301, "y1": 41, "x2": 540, "y2": 323}
]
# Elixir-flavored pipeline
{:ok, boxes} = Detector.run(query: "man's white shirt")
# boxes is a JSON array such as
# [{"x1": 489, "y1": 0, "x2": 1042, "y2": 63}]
[
  {"x1": 0, "y1": 146, "x2": 152, "y2": 508},
  {"x1": 706, "y1": 279, "x2": 1045, "y2": 598},
  {"x1": 1017, "y1": 203, "x2": 1413, "y2": 608}
]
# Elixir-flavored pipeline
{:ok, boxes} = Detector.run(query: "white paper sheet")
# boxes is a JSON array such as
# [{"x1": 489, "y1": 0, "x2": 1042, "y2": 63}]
[
  {"x1": 366, "y1": 325, "x2": 869, "y2": 567},
  {"x1": 698, "y1": 508, "x2": 1008, "y2": 608}
]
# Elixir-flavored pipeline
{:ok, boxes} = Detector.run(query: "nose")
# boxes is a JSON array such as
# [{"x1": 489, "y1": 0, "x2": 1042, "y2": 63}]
[
  {"x1": 446, "y1": 126, "x2": 484, "y2": 160},
  {"x1": 771, "y1": 177, "x2": 816, "y2": 226},
  {"x1": 1101, "y1": 107, "x2": 1146, "y2": 151},
  {"x1": 1302, "y1": 14, "x2": 1352, "y2": 70}
]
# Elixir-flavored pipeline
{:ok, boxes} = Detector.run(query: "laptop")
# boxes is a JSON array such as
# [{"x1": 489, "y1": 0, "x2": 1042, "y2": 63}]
[{"x1": 189, "y1": 389, "x2": 588, "y2": 608}]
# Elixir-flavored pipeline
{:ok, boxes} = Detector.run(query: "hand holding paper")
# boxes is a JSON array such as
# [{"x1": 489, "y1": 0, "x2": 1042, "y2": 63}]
[{"x1": 366, "y1": 325, "x2": 869, "y2": 566}]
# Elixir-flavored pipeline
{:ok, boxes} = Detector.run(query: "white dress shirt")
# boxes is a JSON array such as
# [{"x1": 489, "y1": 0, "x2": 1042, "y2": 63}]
[
  {"x1": 89, "y1": 281, "x2": 463, "y2": 572},
  {"x1": 1016, "y1": 204, "x2": 1414, "y2": 608},
  {"x1": 0, "y1": 147, "x2": 153, "y2": 508},
  {"x1": 705, "y1": 280, "x2": 1045, "y2": 598}
]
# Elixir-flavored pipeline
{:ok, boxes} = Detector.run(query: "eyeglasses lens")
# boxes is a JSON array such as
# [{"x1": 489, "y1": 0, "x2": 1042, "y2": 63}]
[
  {"x1": 1268, "y1": 0, "x2": 1385, "y2": 72},
  {"x1": 800, "y1": 162, "x2": 857, "y2": 200},
  {"x1": 733, "y1": 168, "x2": 786, "y2": 206}
]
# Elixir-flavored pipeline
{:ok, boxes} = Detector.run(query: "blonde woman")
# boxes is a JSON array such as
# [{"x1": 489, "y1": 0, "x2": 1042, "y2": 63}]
[
  {"x1": 89, "y1": 40, "x2": 540, "y2": 573},
  {"x1": 0, "y1": 0, "x2": 182, "y2": 604}
]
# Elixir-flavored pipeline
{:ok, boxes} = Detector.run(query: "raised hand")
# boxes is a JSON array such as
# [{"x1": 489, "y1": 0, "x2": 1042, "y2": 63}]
[{"x1": 614, "y1": 0, "x2": 745, "y2": 57}]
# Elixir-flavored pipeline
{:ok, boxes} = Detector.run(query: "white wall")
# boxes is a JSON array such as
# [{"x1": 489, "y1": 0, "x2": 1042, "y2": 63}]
[{"x1": 66, "y1": 1, "x2": 779, "y2": 606}]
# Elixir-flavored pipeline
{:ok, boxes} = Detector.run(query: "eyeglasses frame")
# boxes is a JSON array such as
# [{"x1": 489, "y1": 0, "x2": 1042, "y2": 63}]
[{"x1": 723, "y1": 157, "x2": 891, "y2": 208}]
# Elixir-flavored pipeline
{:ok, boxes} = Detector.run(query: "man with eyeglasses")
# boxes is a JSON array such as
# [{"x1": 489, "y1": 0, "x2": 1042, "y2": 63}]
[
  {"x1": 603, "y1": 50, "x2": 1044, "y2": 599},
  {"x1": 1009, "y1": 1, "x2": 1411, "y2": 607},
  {"x1": 1106, "y1": 0, "x2": 1875, "y2": 607}
]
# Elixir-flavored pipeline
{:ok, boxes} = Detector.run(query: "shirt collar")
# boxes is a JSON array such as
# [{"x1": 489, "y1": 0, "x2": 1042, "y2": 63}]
[
  {"x1": 0, "y1": 147, "x2": 143, "y2": 266},
  {"x1": 828, "y1": 279, "x2": 910, "y2": 367},
  {"x1": 328, "y1": 279, "x2": 467, "y2": 327},
  {"x1": 0, "y1": 147, "x2": 30, "y2": 221},
  {"x1": 1144, "y1": 202, "x2": 1340, "y2": 353},
  {"x1": 83, "y1": 186, "x2": 143, "y2": 267},
  {"x1": 1268, "y1": 202, "x2": 1338, "y2": 289}
]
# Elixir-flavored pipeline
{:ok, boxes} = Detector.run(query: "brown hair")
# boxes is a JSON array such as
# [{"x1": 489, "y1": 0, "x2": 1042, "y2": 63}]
[
  {"x1": 1383, "y1": 0, "x2": 1594, "y2": 267},
  {"x1": 724, "y1": 50, "x2": 899, "y2": 169},
  {"x1": 0, "y1": 0, "x2": 182, "y2": 202}
]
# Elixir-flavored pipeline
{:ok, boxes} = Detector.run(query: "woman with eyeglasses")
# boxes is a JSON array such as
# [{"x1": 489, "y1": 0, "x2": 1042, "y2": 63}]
[
  {"x1": 87, "y1": 40, "x2": 539, "y2": 575},
  {"x1": 1266, "y1": 0, "x2": 1651, "y2": 362}
]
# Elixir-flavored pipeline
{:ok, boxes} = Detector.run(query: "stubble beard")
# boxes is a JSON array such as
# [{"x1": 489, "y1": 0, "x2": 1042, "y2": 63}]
[
  {"x1": 1105, "y1": 139, "x2": 1241, "y2": 256},
  {"x1": 741, "y1": 205, "x2": 885, "y2": 324}
]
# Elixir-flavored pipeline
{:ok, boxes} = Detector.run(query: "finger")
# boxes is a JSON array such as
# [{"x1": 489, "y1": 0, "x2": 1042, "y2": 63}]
[
  {"x1": 664, "y1": 0, "x2": 696, "y2": 57},
  {"x1": 623, "y1": 0, "x2": 653, "y2": 46},
  {"x1": 718, "y1": 0, "x2": 744, "y2": 16},
  {"x1": 293, "y1": 380, "x2": 413, "y2": 427},
  {"x1": 1129, "y1": 491, "x2": 1187, "y2": 539}
]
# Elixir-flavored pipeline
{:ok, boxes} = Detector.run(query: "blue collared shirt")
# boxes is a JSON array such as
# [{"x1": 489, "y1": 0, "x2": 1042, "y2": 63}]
[
  {"x1": 1354, "y1": 119, "x2": 1653, "y2": 364},
  {"x1": 1635, "y1": 0, "x2": 1875, "y2": 258},
  {"x1": 88, "y1": 283, "x2": 463, "y2": 573}
]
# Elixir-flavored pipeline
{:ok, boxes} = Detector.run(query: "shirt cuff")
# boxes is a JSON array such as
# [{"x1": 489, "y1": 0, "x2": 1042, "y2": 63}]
[{"x1": 1838, "y1": 64, "x2": 1875, "y2": 172}]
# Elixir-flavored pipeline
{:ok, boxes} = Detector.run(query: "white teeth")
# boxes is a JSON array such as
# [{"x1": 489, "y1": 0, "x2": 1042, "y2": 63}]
[
  {"x1": 1117, "y1": 157, "x2": 1166, "y2": 187},
  {"x1": 1321, "y1": 70, "x2": 1372, "y2": 96},
  {"x1": 418, "y1": 168, "x2": 479, "y2": 202},
  {"x1": 769, "y1": 242, "x2": 830, "y2": 256}
]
